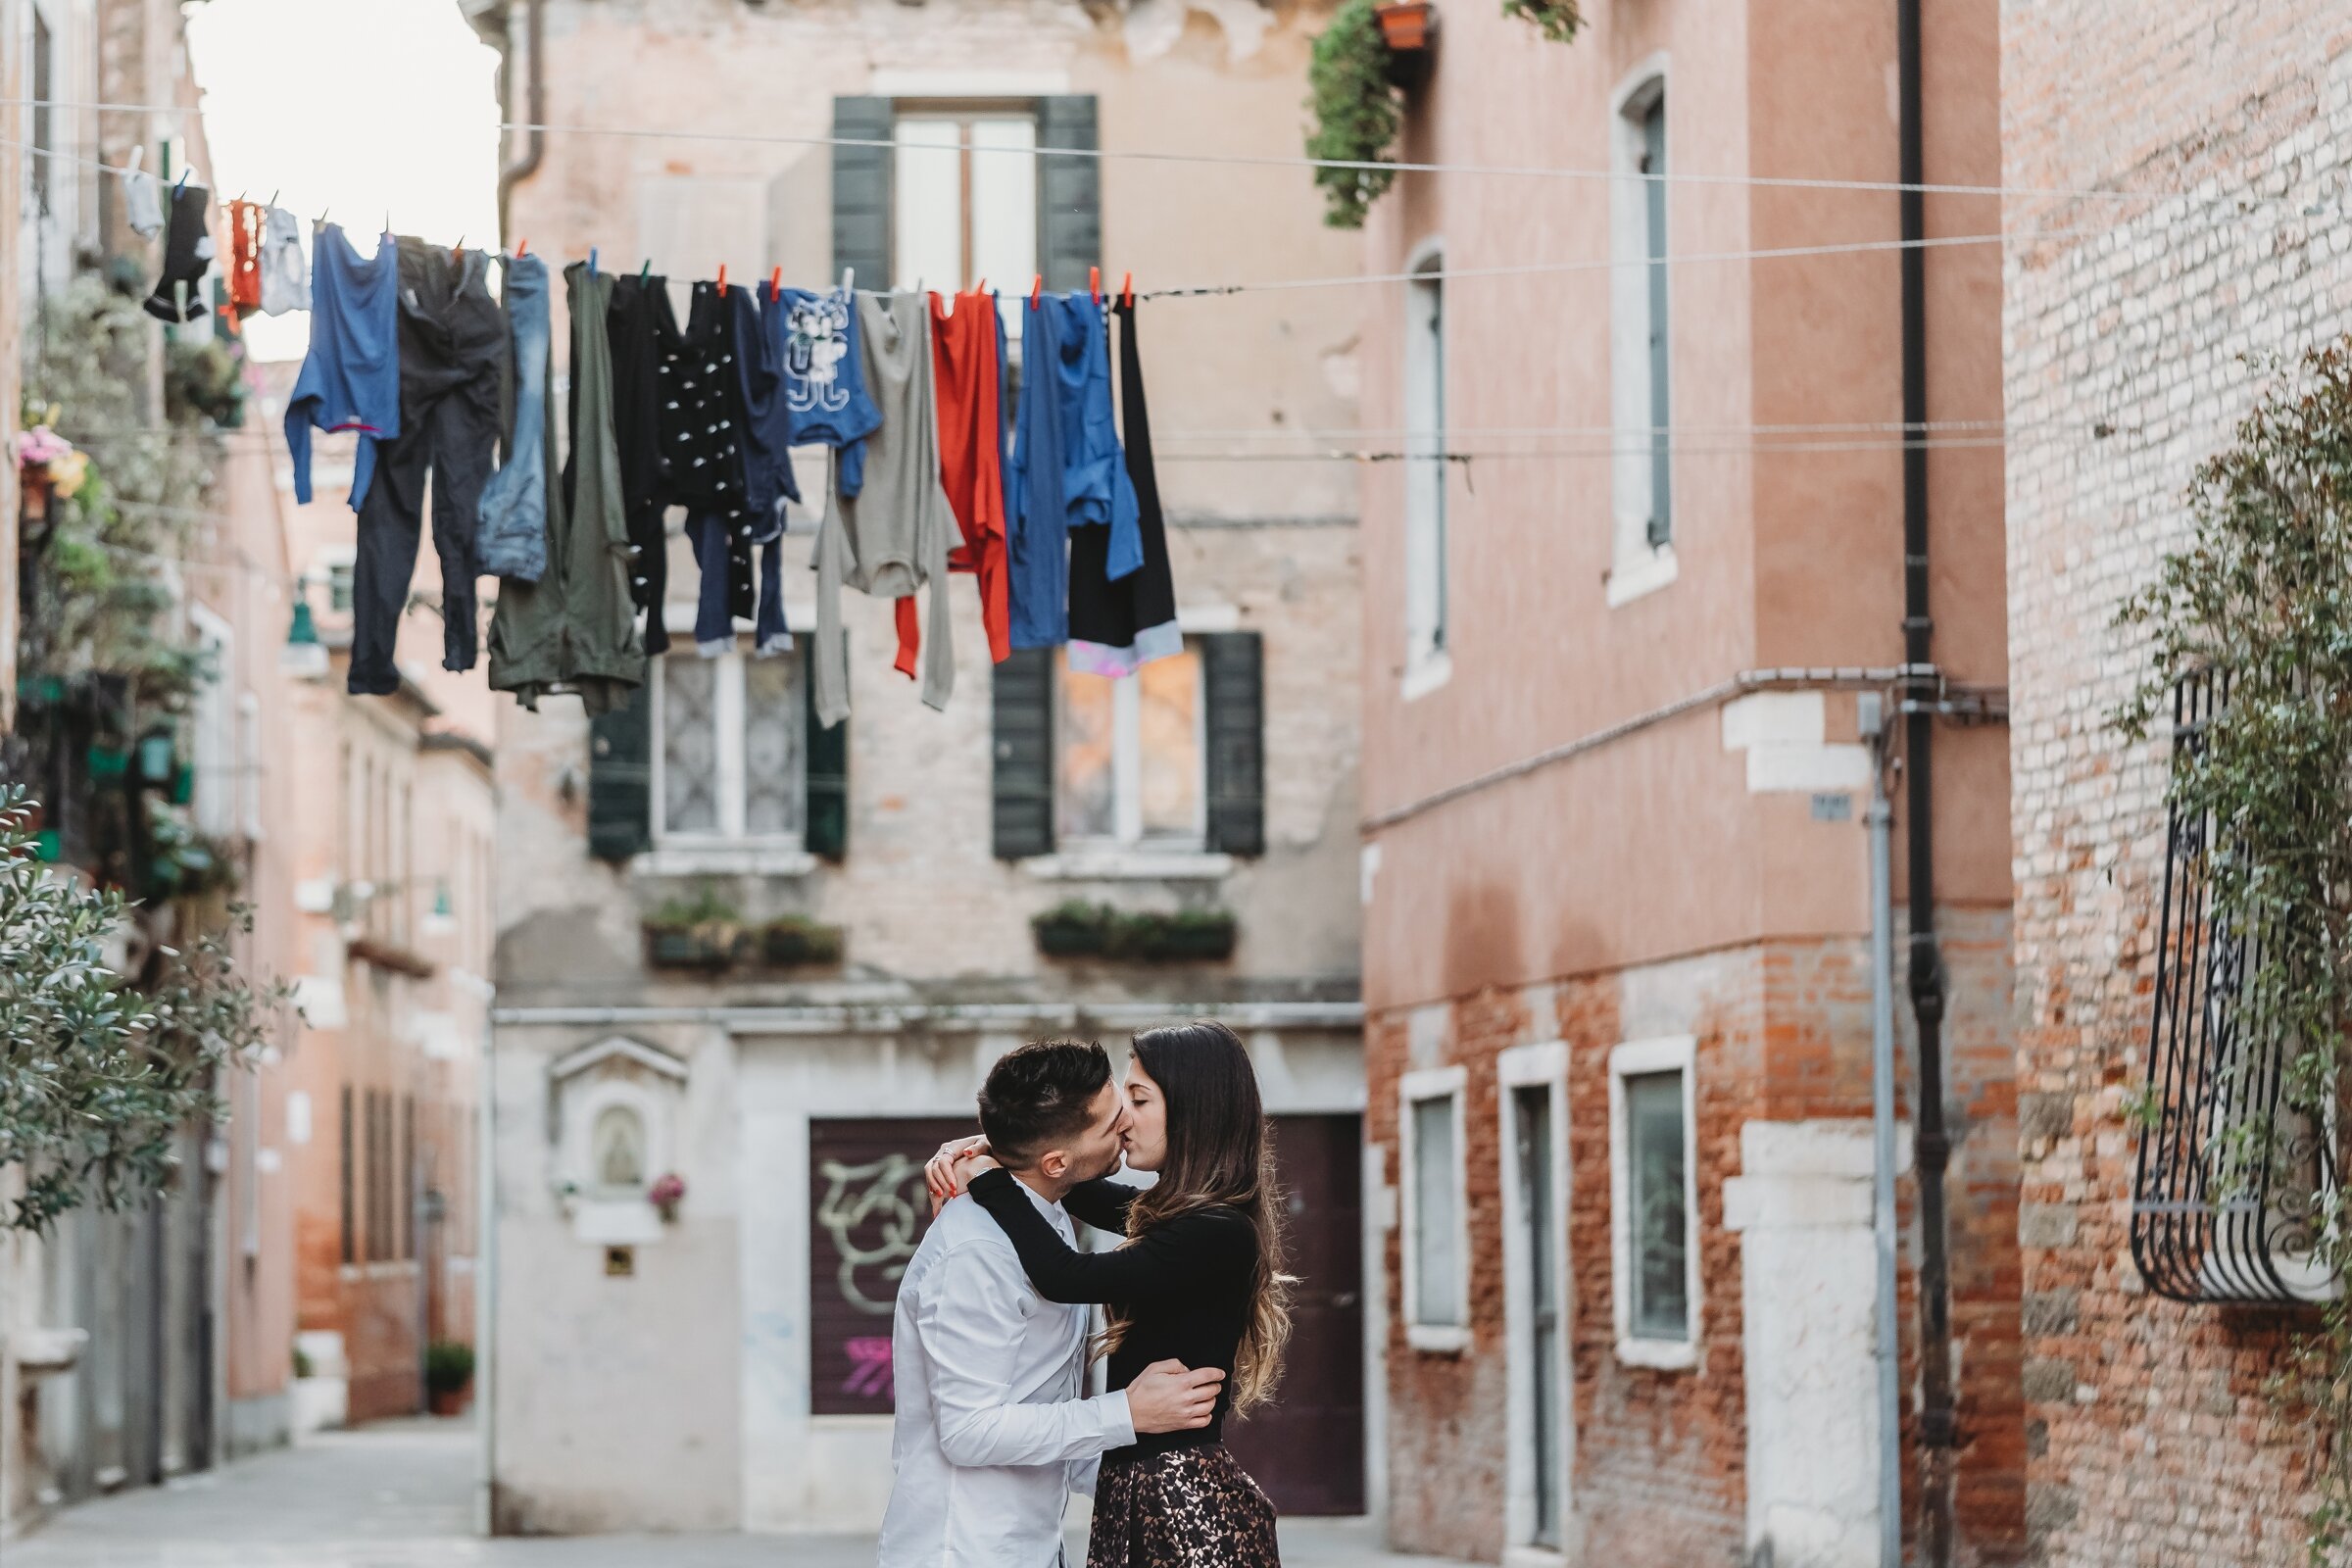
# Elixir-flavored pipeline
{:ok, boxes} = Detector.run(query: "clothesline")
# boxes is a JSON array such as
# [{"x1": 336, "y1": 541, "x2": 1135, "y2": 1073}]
[{"x1": 8, "y1": 94, "x2": 2343, "y2": 212}]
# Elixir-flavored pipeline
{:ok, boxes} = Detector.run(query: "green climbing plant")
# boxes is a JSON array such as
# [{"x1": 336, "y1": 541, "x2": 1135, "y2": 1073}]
[
  {"x1": 1499, "y1": 0, "x2": 1582, "y2": 43},
  {"x1": 2114, "y1": 338, "x2": 2352, "y2": 1562},
  {"x1": 1305, "y1": 0, "x2": 1402, "y2": 230}
]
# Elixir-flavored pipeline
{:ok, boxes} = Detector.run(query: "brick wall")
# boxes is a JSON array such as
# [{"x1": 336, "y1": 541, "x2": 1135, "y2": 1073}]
[{"x1": 2002, "y1": 6, "x2": 2352, "y2": 1562}]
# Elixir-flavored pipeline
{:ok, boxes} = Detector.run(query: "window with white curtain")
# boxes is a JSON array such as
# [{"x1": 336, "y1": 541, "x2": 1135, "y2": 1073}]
[
  {"x1": 1056, "y1": 647, "x2": 1204, "y2": 848},
  {"x1": 894, "y1": 110, "x2": 1037, "y2": 333}
]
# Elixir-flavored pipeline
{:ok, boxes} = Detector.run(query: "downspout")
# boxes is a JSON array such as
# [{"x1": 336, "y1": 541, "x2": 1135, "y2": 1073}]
[
  {"x1": 1895, "y1": 0, "x2": 1959, "y2": 1562},
  {"x1": 1862, "y1": 693, "x2": 1902, "y2": 1568},
  {"x1": 494, "y1": 0, "x2": 546, "y2": 245}
]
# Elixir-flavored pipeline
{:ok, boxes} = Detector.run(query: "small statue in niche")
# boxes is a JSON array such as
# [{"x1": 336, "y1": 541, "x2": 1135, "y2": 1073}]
[{"x1": 591, "y1": 1103, "x2": 647, "y2": 1193}]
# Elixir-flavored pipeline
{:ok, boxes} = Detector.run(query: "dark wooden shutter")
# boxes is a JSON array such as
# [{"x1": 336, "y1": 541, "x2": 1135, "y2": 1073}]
[
  {"x1": 1202, "y1": 632, "x2": 1265, "y2": 857},
  {"x1": 805, "y1": 644, "x2": 850, "y2": 860},
  {"x1": 1036, "y1": 96, "x2": 1100, "y2": 293},
  {"x1": 586, "y1": 682, "x2": 653, "y2": 862},
  {"x1": 832, "y1": 96, "x2": 893, "y2": 288},
  {"x1": 992, "y1": 647, "x2": 1055, "y2": 859}
]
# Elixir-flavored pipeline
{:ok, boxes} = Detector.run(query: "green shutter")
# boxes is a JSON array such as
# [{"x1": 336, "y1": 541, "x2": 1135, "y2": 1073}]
[
  {"x1": 805, "y1": 642, "x2": 850, "y2": 860},
  {"x1": 832, "y1": 96, "x2": 893, "y2": 288},
  {"x1": 992, "y1": 648, "x2": 1056, "y2": 860},
  {"x1": 586, "y1": 682, "x2": 653, "y2": 862},
  {"x1": 1036, "y1": 96, "x2": 1100, "y2": 293},
  {"x1": 1202, "y1": 632, "x2": 1264, "y2": 858}
]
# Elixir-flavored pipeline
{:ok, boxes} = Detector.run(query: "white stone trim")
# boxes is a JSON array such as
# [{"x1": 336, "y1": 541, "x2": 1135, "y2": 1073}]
[
  {"x1": 1400, "y1": 648, "x2": 1453, "y2": 703},
  {"x1": 1020, "y1": 849, "x2": 1233, "y2": 882},
  {"x1": 1604, "y1": 541, "x2": 1679, "y2": 609},
  {"x1": 1608, "y1": 1034, "x2": 1700, "y2": 1371},
  {"x1": 1497, "y1": 1042, "x2": 1574, "y2": 1556},
  {"x1": 497, "y1": 1001, "x2": 1364, "y2": 1033},
  {"x1": 868, "y1": 70, "x2": 1072, "y2": 97},
  {"x1": 633, "y1": 846, "x2": 816, "y2": 879},
  {"x1": 548, "y1": 1035, "x2": 691, "y2": 1085},
  {"x1": 1719, "y1": 691, "x2": 1873, "y2": 795},
  {"x1": 1399, "y1": 1064, "x2": 1471, "y2": 1353}
]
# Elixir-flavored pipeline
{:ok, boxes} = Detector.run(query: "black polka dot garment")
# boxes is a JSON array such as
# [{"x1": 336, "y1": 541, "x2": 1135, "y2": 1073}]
[{"x1": 650, "y1": 279, "x2": 756, "y2": 620}]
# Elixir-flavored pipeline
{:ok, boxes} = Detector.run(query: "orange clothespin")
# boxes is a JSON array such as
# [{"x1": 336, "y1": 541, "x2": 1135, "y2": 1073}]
[
  {"x1": 1030, "y1": 273, "x2": 1044, "y2": 306},
  {"x1": 514, "y1": 237, "x2": 527, "y2": 258},
  {"x1": 716, "y1": 264, "x2": 728, "y2": 298},
  {"x1": 1120, "y1": 271, "x2": 1134, "y2": 308},
  {"x1": 453, "y1": 236, "x2": 466, "y2": 266},
  {"x1": 974, "y1": 277, "x2": 987, "y2": 298},
  {"x1": 769, "y1": 265, "x2": 783, "y2": 301},
  {"x1": 1089, "y1": 266, "x2": 1102, "y2": 305}
]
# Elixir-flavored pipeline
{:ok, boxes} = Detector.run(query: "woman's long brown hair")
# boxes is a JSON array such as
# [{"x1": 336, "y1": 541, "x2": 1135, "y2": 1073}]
[{"x1": 1101, "y1": 1021, "x2": 1293, "y2": 1414}]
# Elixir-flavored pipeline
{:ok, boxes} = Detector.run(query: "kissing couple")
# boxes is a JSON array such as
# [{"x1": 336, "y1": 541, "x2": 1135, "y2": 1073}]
[{"x1": 877, "y1": 1021, "x2": 1290, "y2": 1568}]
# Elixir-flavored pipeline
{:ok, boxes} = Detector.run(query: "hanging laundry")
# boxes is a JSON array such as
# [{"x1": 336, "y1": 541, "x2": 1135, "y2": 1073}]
[
  {"x1": 1068, "y1": 299, "x2": 1181, "y2": 676},
  {"x1": 895, "y1": 289, "x2": 1010, "y2": 674},
  {"x1": 476, "y1": 253, "x2": 551, "y2": 582},
  {"x1": 1006, "y1": 296, "x2": 1073, "y2": 649},
  {"x1": 729, "y1": 282, "x2": 798, "y2": 656},
  {"x1": 143, "y1": 182, "x2": 215, "y2": 323},
  {"x1": 284, "y1": 223, "x2": 401, "y2": 509},
  {"x1": 489, "y1": 262, "x2": 645, "y2": 715},
  {"x1": 1055, "y1": 297, "x2": 1144, "y2": 582},
  {"x1": 605, "y1": 273, "x2": 673, "y2": 655},
  {"x1": 651, "y1": 280, "x2": 757, "y2": 655},
  {"x1": 123, "y1": 149, "x2": 165, "y2": 239},
  {"x1": 779, "y1": 284, "x2": 882, "y2": 496},
  {"x1": 259, "y1": 206, "x2": 310, "y2": 316},
  {"x1": 812, "y1": 292, "x2": 956, "y2": 725},
  {"x1": 348, "y1": 240, "x2": 505, "y2": 695},
  {"x1": 224, "y1": 200, "x2": 266, "y2": 326}
]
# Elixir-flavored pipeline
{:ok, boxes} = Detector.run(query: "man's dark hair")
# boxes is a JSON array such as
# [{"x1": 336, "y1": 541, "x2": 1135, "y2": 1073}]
[{"x1": 978, "y1": 1039, "x2": 1113, "y2": 1167}]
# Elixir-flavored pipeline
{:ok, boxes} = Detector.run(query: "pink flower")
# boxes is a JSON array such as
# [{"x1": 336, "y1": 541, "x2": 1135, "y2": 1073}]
[
  {"x1": 648, "y1": 1172, "x2": 687, "y2": 1213},
  {"x1": 16, "y1": 426, "x2": 72, "y2": 469}
]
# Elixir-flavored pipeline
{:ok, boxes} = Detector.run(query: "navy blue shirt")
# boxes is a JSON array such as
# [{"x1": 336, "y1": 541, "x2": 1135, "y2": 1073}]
[{"x1": 286, "y1": 224, "x2": 402, "y2": 507}]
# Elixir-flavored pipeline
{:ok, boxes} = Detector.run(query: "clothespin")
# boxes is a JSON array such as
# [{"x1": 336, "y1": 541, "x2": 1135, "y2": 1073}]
[
  {"x1": 769, "y1": 266, "x2": 782, "y2": 301},
  {"x1": 1089, "y1": 266, "x2": 1101, "y2": 305},
  {"x1": 453, "y1": 236, "x2": 466, "y2": 266},
  {"x1": 126, "y1": 145, "x2": 145, "y2": 176},
  {"x1": 841, "y1": 267, "x2": 855, "y2": 294},
  {"x1": 973, "y1": 278, "x2": 987, "y2": 301},
  {"x1": 1030, "y1": 274, "x2": 1044, "y2": 306},
  {"x1": 175, "y1": 168, "x2": 191, "y2": 194},
  {"x1": 514, "y1": 237, "x2": 528, "y2": 258},
  {"x1": 716, "y1": 264, "x2": 728, "y2": 298},
  {"x1": 640, "y1": 259, "x2": 652, "y2": 284},
  {"x1": 268, "y1": 189, "x2": 280, "y2": 211},
  {"x1": 1120, "y1": 271, "x2": 1134, "y2": 308},
  {"x1": 589, "y1": 247, "x2": 599, "y2": 279}
]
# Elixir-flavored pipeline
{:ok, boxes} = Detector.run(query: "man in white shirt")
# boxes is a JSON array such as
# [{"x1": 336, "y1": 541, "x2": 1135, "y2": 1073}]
[{"x1": 878, "y1": 1039, "x2": 1223, "y2": 1568}]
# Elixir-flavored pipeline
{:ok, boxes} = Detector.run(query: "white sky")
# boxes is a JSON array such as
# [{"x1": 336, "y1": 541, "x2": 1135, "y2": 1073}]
[{"x1": 185, "y1": 0, "x2": 503, "y2": 362}]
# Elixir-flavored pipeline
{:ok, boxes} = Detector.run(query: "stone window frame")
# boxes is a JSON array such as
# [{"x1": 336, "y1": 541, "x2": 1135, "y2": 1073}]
[
  {"x1": 647, "y1": 636, "x2": 809, "y2": 859},
  {"x1": 1608, "y1": 1033, "x2": 1701, "y2": 1370},
  {"x1": 1399, "y1": 1064, "x2": 1472, "y2": 1354},
  {"x1": 1497, "y1": 1041, "x2": 1573, "y2": 1565}
]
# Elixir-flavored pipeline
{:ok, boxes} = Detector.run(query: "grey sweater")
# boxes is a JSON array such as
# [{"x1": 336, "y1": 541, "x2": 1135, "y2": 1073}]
[{"x1": 812, "y1": 291, "x2": 956, "y2": 725}]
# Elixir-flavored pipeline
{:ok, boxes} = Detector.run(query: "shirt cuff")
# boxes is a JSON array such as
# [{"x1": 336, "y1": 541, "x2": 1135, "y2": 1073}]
[{"x1": 1100, "y1": 1389, "x2": 1136, "y2": 1449}]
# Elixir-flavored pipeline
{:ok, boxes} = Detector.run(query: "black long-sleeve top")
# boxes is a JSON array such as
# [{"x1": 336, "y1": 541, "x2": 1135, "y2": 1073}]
[{"x1": 966, "y1": 1166, "x2": 1256, "y2": 1457}]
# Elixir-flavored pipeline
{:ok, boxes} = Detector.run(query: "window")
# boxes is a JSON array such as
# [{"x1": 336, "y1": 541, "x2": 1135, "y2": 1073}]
[
  {"x1": 325, "y1": 555, "x2": 356, "y2": 614},
  {"x1": 401, "y1": 1095, "x2": 416, "y2": 1261},
  {"x1": 1400, "y1": 1066, "x2": 1470, "y2": 1352},
  {"x1": 895, "y1": 110, "x2": 1036, "y2": 330},
  {"x1": 1609, "y1": 1036, "x2": 1698, "y2": 1365},
  {"x1": 188, "y1": 607, "x2": 235, "y2": 838},
  {"x1": 30, "y1": 13, "x2": 53, "y2": 215},
  {"x1": 1609, "y1": 70, "x2": 1676, "y2": 605},
  {"x1": 652, "y1": 650, "x2": 806, "y2": 844},
  {"x1": 1403, "y1": 245, "x2": 1448, "y2": 686},
  {"x1": 339, "y1": 1086, "x2": 356, "y2": 1265},
  {"x1": 238, "y1": 690, "x2": 264, "y2": 842},
  {"x1": 1056, "y1": 648, "x2": 1203, "y2": 847},
  {"x1": 1499, "y1": 1042, "x2": 1571, "y2": 1552}
]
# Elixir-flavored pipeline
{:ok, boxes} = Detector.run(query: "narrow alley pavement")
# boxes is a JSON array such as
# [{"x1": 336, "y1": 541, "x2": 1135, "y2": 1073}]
[{"x1": 4, "y1": 1420, "x2": 1456, "y2": 1567}]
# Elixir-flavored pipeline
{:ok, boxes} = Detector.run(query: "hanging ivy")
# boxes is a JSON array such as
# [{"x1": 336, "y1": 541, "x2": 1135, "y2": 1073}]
[
  {"x1": 1500, "y1": 0, "x2": 1582, "y2": 43},
  {"x1": 1305, "y1": 0, "x2": 1402, "y2": 230},
  {"x1": 2114, "y1": 338, "x2": 2352, "y2": 1562}
]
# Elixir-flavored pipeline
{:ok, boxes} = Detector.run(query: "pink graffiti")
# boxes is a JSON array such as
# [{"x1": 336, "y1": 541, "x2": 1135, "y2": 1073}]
[{"x1": 842, "y1": 1336, "x2": 894, "y2": 1399}]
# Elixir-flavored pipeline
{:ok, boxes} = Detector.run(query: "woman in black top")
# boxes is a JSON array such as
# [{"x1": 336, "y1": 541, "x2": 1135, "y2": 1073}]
[{"x1": 932, "y1": 1021, "x2": 1291, "y2": 1568}]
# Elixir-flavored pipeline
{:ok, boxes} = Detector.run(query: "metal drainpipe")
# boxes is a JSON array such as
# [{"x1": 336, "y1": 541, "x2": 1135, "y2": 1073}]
[
  {"x1": 1862, "y1": 693, "x2": 1903, "y2": 1568},
  {"x1": 496, "y1": 0, "x2": 547, "y2": 245},
  {"x1": 1896, "y1": 0, "x2": 1959, "y2": 1560}
]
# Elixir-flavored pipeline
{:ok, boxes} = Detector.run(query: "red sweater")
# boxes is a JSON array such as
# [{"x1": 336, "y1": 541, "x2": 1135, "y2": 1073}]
[{"x1": 897, "y1": 290, "x2": 1010, "y2": 676}]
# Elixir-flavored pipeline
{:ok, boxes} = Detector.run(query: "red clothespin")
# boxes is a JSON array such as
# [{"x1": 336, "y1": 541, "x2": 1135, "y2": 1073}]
[
  {"x1": 769, "y1": 265, "x2": 783, "y2": 301},
  {"x1": 716, "y1": 264, "x2": 728, "y2": 298},
  {"x1": 514, "y1": 237, "x2": 527, "y2": 258},
  {"x1": 1030, "y1": 273, "x2": 1044, "y2": 306},
  {"x1": 974, "y1": 277, "x2": 987, "y2": 298},
  {"x1": 1089, "y1": 266, "x2": 1102, "y2": 305},
  {"x1": 1120, "y1": 271, "x2": 1134, "y2": 308},
  {"x1": 453, "y1": 236, "x2": 466, "y2": 266}
]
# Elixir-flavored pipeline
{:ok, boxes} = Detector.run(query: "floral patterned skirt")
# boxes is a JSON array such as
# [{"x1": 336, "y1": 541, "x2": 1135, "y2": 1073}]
[{"x1": 1088, "y1": 1444, "x2": 1281, "y2": 1568}]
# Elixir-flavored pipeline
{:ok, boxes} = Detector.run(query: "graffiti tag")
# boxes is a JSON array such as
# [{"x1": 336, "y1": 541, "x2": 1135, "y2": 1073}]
[{"x1": 814, "y1": 1153, "x2": 929, "y2": 1315}]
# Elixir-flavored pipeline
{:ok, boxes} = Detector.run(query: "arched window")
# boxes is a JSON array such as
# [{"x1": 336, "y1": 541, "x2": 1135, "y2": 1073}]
[
  {"x1": 1403, "y1": 240, "x2": 1449, "y2": 689},
  {"x1": 1609, "y1": 66, "x2": 1676, "y2": 605}
]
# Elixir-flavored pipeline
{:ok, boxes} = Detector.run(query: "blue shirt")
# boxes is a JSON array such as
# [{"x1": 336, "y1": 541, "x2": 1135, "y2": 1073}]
[
  {"x1": 1007, "y1": 298, "x2": 1071, "y2": 648},
  {"x1": 780, "y1": 285, "x2": 882, "y2": 498},
  {"x1": 1054, "y1": 298, "x2": 1142, "y2": 582},
  {"x1": 285, "y1": 224, "x2": 402, "y2": 508},
  {"x1": 731, "y1": 284, "x2": 801, "y2": 533}
]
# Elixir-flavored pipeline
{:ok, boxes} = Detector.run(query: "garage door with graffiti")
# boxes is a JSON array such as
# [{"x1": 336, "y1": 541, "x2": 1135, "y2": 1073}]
[{"x1": 808, "y1": 1117, "x2": 975, "y2": 1416}]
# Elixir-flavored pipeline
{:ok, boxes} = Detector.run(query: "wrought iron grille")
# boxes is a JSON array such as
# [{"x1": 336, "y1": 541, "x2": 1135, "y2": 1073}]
[{"x1": 2130, "y1": 670, "x2": 2338, "y2": 1303}]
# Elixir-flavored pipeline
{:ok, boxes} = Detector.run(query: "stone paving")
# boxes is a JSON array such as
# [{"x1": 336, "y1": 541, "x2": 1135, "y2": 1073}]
[{"x1": 6, "y1": 1418, "x2": 1457, "y2": 1567}]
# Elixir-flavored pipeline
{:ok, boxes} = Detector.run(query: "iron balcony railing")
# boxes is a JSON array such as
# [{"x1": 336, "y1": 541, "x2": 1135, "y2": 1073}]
[{"x1": 2130, "y1": 670, "x2": 2338, "y2": 1304}]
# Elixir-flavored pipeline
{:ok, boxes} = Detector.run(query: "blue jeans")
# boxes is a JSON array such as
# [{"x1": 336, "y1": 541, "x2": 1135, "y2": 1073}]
[
  {"x1": 476, "y1": 253, "x2": 550, "y2": 581},
  {"x1": 692, "y1": 514, "x2": 791, "y2": 655}
]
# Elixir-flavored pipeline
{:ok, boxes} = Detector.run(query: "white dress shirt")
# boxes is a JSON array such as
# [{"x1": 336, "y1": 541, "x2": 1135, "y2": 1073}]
[{"x1": 877, "y1": 1183, "x2": 1136, "y2": 1568}]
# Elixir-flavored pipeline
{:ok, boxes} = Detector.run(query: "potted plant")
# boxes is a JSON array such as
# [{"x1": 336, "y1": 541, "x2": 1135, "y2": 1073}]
[
  {"x1": 757, "y1": 914, "x2": 846, "y2": 968},
  {"x1": 1499, "y1": 0, "x2": 1581, "y2": 42},
  {"x1": 1033, "y1": 903, "x2": 1241, "y2": 962},
  {"x1": 1033, "y1": 900, "x2": 1117, "y2": 957},
  {"x1": 643, "y1": 889, "x2": 743, "y2": 970},
  {"x1": 1375, "y1": 0, "x2": 1435, "y2": 52},
  {"x1": 423, "y1": 1341, "x2": 474, "y2": 1417},
  {"x1": 1124, "y1": 907, "x2": 1241, "y2": 962},
  {"x1": 1306, "y1": 0, "x2": 1405, "y2": 229},
  {"x1": 649, "y1": 1172, "x2": 687, "y2": 1223}
]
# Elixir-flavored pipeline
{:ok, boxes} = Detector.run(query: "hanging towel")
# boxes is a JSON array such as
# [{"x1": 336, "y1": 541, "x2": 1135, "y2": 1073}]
[
  {"x1": 811, "y1": 292, "x2": 956, "y2": 724},
  {"x1": 1054, "y1": 297, "x2": 1144, "y2": 582},
  {"x1": 780, "y1": 285, "x2": 882, "y2": 497},
  {"x1": 896, "y1": 289, "x2": 1010, "y2": 674},
  {"x1": 284, "y1": 224, "x2": 402, "y2": 508},
  {"x1": 143, "y1": 183, "x2": 215, "y2": 324},
  {"x1": 123, "y1": 150, "x2": 165, "y2": 239},
  {"x1": 1068, "y1": 299, "x2": 1181, "y2": 676},
  {"x1": 259, "y1": 206, "x2": 310, "y2": 316},
  {"x1": 488, "y1": 262, "x2": 645, "y2": 715},
  {"x1": 1006, "y1": 297, "x2": 1072, "y2": 648},
  {"x1": 477, "y1": 253, "x2": 551, "y2": 581},
  {"x1": 604, "y1": 273, "x2": 671, "y2": 654},
  {"x1": 224, "y1": 200, "x2": 266, "y2": 326}
]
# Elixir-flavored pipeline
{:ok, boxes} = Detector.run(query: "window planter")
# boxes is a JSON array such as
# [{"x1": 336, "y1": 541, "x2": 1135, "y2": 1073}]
[
  {"x1": 643, "y1": 889, "x2": 744, "y2": 971},
  {"x1": 757, "y1": 915, "x2": 846, "y2": 968},
  {"x1": 1031, "y1": 902, "x2": 1240, "y2": 963},
  {"x1": 1376, "y1": 0, "x2": 1435, "y2": 51}
]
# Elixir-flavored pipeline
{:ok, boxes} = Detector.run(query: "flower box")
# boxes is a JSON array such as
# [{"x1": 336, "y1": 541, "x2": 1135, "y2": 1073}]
[
  {"x1": 758, "y1": 916, "x2": 846, "y2": 968},
  {"x1": 647, "y1": 927, "x2": 739, "y2": 970},
  {"x1": 1031, "y1": 903, "x2": 1240, "y2": 963},
  {"x1": 1375, "y1": 0, "x2": 1436, "y2": 51}
]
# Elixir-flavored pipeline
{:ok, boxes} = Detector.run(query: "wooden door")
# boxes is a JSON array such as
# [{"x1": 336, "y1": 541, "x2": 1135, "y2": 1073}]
[{"x1": 1223, "y1": 1113, "x2": 1366, "y2": 1516}]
